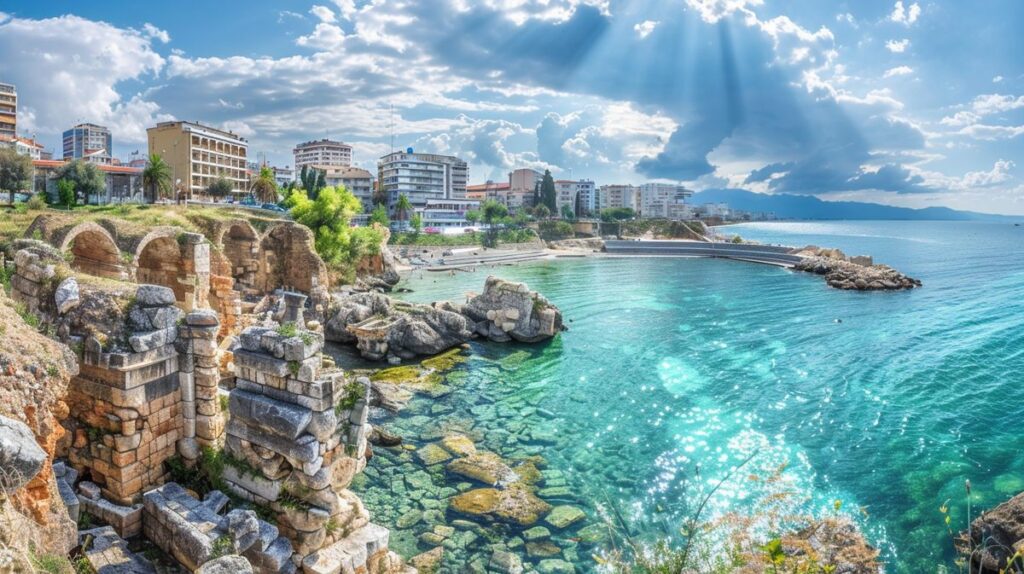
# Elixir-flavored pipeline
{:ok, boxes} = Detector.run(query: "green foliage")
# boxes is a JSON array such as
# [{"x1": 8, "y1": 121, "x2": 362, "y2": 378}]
[
  {"x1": 391, "y1": 227, "x2": 536, "y2": 247},
  {"x1": 276, "y1": 322, "x2": 299, "y2": 338},
  {"x1": 299, "y1": 165, "x2": 326, "y2": 199},
  {"x1": 14, "y1": 300, "x2": 40, "y2": 329},
  {"x1": 164, "y1": 445, "x2": 228, "y2": 494},
  {"x1": 289, "y1": 186, "x2": 383, "y2": 283},
  {"x1": 369, "y1": 204, "x2": 390, "y2": 227},
  {"x1": 600, "y1": 207, "x2": 636, "y2": 222},
  {"x1": 29, "y1": 550, "x2": 74, "y2": 574},
  {"x1": 26, "y1": 194, "x2": 47, "y2": 210},
  {"x1": 142, "y1": 153, "x2": 173, "y2": 202},
  {"x1": 540, "y1": 169, "x2": 556, "y2": 212},
  {"x1": 56, "y1": 160, "x2": 105, "y2": 206},
  {"x1": 252, "y1": 166, "x2": 278, "y2": 204},
  {"x1": 0, "y1": 146, "x2": 33, "y2": 204},
  {"x1": 560, "y1": 204, "x2": 575, "y2": 221},
  {"x1": 537, "y1": 220, "x2": 574, "y2": 241},
  {"x1": 58, "y1": 179, "x2": 77, "y2": 210},
  {"x1": 731, "y1": 235, "x2": 743, "y2": 244},
  {"x1": 336, "y1": 380, "x2": 366, "y2": 413},
  {"x1": 410, "y1": 212, "x2": 423, "y2": 235},
  {"x1": 532, "y1": 204, "x2": 550, "y2": 219},
  {"x1": 206, "y1": 176, "x2": 233, "y2": 199},
  {"x1": 210, "y1": 535, "x2": 234, "y2": 560},
  {"x1": 218, "y1": 394, "x2": 229, "y2": 413},
  {"x1": 465, "y1": 209, "x2": 481, "y2": 225}
]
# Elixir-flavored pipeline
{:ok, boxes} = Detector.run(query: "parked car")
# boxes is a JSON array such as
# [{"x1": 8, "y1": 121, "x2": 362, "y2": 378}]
[
  {"x1": 240, "y1": 196, "x2": 258, "y2": 206},
  {"x1": 261, "y1": 203, "x2": 287, "y2": 213}
]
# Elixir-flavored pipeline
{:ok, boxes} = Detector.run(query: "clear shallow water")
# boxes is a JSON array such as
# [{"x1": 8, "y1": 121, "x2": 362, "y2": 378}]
[{"x1": 349, "y1": 221, "x2": 1024, "y2": 572}]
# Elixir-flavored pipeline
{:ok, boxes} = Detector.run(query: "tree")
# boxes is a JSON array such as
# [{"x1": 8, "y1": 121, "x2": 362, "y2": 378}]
[
  {"x1": 465, "y1": 210, "x2": 482, "y2": 226},
  {"x1": 56, "y1": 160, "x2": 105, "y2": 205},
  {"x1": 600, "y1": 207, "x2": 635, "y2": 222},
  {"x1": 560, "y1": 204, "x2": 575, "y2": 221},
  {"x1": 252, "y1": 166, "x2": 279, "y2": 204},
  {"x1": 369, "y1": 204, "x2": 390, "y2": 227},
  {"x1": 532, "y1": 204, "x2": 550, "y2": 220},
  {"x1": 57, "y1": 179, "x2": 76, "y2": 210},
  {"x1": 289, "y1": 185, "x2": 382, "y2": 283},
  {"x1": 143, "y1": 153, "x2": 172, "y2": 203},
  {"x1": 395, "y1": 193, "x2": 412, "y2": 227},
  {"x1": 540, "y1": 169, "x2": 556, "y2": 212},
  {"x1": 410, "y1": 212, "x2": 423, "y2": 236},
  {"x1": 0, "y1": 147, "x2": 33, "y2": 205},
  {"x1": 206, "y1": 177, "x2": 233, "y2": 200},
  {"x1": 299, "y1": 165, "x2": 326, "y2": 199},
  {"x1": 480, "y1": 199, "x2": 509, "y2": 247}
]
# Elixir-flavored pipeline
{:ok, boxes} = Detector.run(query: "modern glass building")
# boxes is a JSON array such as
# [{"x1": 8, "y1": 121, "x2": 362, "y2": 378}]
[{"x1": 63, "y1": 123, "x2": 113, "y2": 164}]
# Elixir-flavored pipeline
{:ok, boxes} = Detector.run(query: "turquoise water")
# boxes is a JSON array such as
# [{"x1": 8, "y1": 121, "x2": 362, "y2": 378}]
[{"x1": 348, "y1": 221, "x2": 1024, "y2": 572}]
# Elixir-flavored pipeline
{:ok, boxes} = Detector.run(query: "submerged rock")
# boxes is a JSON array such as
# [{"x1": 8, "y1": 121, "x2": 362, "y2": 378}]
[
  {"x1": 449, "y1": 486, "x2": 552, "y2": 526},
  {"x1": 545, "y1": 505, "x2": 585, "y2": 529},
  {"x1": 447, "y1": 452, "x2": 518, "y2": 487}
]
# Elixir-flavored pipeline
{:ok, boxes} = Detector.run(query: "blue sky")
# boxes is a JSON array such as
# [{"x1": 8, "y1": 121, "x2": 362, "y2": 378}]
[{"x1": 1, "y1": 0, "x2": 1022, "y2": 213}]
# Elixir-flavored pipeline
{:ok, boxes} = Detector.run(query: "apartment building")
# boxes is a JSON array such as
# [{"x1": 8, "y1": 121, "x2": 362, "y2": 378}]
[
  {"x1": 599, "y1": 184, "x2": 640, "y2": 212},
  {"x1": 377, "y1": 148, "x2": 468, "y2": 215},
  {"x1": 323, "y1": 166, "x2": 374, "y2": 211},
  {"x1": 638, "y1": 183, "x2": 693, "y2": 219},
  {"x1": 147, "y1": 121, "x2": 249, "y2": 197},
  {"x1": 293, "y1": 139, "x2": 352, "y2": 170},
  {"x1": 466, "y1": 181, "x2": 510, "y2": 202},
  {"x1": 554, "y1": 179, "x2": 597, "y2": 216},
  {"x1": 271, "y1": 166, "x2": 295, "y2": 188},
  {"x1": 0, "y1": 83, "x2": 16, "y2": 142},
  {"x1": 421, "y1": 199, "x2": 481, "y2": 231},
  {"x1": 505, "y1": 168, "x2": 544, "y2": 210},
  {"x1": 63, "y1": 123, "x2": 114, "y2": 164}
]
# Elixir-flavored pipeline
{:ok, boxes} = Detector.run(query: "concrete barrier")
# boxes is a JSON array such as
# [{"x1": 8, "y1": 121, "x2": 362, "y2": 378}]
[{"x1": 604, "y1": 240, "x2": 803, "y2": 267}]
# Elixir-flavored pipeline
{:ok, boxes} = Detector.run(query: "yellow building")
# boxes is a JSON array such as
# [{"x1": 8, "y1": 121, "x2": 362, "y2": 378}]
[{"x1": 147, "y1": 121, "x2": 248, "y2": 196}]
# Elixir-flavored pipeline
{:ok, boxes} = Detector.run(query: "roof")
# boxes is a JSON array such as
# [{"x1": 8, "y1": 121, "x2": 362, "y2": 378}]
[
  {"x1": 321, "y1": 166, "x2": 372, "y2": 178},
  {"x1": 33, "y1": 159, "x2": 141, "y2": 174},
  {"x1": 467, "y1": 182, "x2": 510, "y2": 191}
]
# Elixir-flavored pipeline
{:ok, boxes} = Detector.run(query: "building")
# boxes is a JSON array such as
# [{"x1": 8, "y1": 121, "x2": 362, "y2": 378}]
[
  {"x1": 505, "y1": 168, "x2": 543, "y2": 210},
  {"x1": 0, "y1": 83, "x2": 16, "y2": 142},
  {"x1": 63, "y1": 123, "x2": 113, "y2": 164},
  {"x1": 377, "y1": 148, "x2": 468, "y2": 215},
  {"x1": 293, "y1": 139, "x2": 352, "y2": 170},
  {"x1": 271, "y1": 166, "x2": 295, "y2": 188},
  {"x1": 466, "y1": 181, "x2": 510, "y2": 202},
  {"x1": 323, "y1": 166, "x2": 374, "y2": 211},
  {"x1": 599, "y1": 184, "x2": 640, "y2": 212},
  {"x1": 694, "y1": 202, "x2": 732, "y2": 219},
  {"x1": 554, "y1": 179, "x2": 597, "y2": 217},
  {"x1": 147, "y1": 120, "x2": 249, "y2": 198},
  {"x1": 33, "y1": 159, "x2": 144, "y2": 204},
  {"x1": 638, "y1": 183, "x2": 693, "y2": 219},
  {"x1": 13, "y1": 137, "x2": 49, "y2": 160},
  {"x1": 420, "y1": 199, "x2": 481, "y2": 231}
]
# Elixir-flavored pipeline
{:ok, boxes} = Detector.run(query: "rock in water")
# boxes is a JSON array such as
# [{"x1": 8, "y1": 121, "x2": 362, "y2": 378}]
[
  {"x1": 462, "y1": 276, "x2": 564, "y2": 343},
  {"x1": 0, "y1": 415, "x2": 48, "y2": 492}
]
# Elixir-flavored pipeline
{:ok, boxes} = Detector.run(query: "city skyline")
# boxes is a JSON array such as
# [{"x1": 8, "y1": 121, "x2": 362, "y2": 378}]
[{"x1": 1, "y1": 1, "x2": 1022, "y2": 213}]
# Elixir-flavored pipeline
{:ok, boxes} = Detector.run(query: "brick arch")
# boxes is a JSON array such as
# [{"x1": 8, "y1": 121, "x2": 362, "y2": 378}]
[
  {"x1": 59, "y1": 222, "x2": 127, "y2": 280},
  {"x1": 132, "y1": 229, "x2": 210, "y2": 311},
  {"x1": 216, "y1": 220, "x2": 260, "y2": 291}
]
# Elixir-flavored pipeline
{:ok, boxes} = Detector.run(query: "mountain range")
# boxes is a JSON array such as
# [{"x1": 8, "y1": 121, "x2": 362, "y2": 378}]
[{"x1": 689, "y1": 189, "x2": 1022, "y2": 221}]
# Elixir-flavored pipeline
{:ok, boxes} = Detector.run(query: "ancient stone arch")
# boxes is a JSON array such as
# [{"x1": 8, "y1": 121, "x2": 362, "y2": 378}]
[
  {"x1": 133, "y1": 229, "x2": 210, "y2": 311},
  {"x1": 216, "y1": 221, "x2": 260, "y2": 291},
  {"x1": 59, "y1": 222, "x2": 127, "y2": 280},
  {"x1": 257, "y1": 222, "x2": 328, "y2": 295}
]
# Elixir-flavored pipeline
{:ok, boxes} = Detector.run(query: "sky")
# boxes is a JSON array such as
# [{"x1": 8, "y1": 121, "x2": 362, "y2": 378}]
[{"x1": 1, "y1": 0, "x2": 1022, "y2": 214}]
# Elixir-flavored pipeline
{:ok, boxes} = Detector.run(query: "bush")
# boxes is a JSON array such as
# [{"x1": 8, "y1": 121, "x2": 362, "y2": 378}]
[
  {"x1": 538, "y1": 220, "x2": 574, "y2": 240},
  {"x1": 26, "y1": 194, "x2": 47, "y2": 210}
]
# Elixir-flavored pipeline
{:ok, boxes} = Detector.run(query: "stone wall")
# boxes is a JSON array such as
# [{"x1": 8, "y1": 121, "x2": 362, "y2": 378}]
[
  {"x1": 223, "y1": 323, "x2": 407, "y2": 573},
  {"x1": 9, "y1": 241, "x2": 65, "y2": 316},
  {"x1": 66, "y1": 285, "x2": 184, "y2": 507}
]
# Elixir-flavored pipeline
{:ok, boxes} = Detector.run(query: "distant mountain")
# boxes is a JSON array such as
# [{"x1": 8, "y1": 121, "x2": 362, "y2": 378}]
[{"x1": 690, "y1": 189, "x2": 1022, "y2": 222}]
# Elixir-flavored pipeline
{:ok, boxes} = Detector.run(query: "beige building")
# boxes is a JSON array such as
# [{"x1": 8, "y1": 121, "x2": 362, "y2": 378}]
[
  {"x1": 0, "y1": 82, "x2": 16, "y2": 142},
  {"x1": 599, "y1": 184, "x2": 640, "y2": 212},
  {"x1": 147, "y1": 121, "x2": 249, "y2": 196},
  {"x1": 294, "y1": 139, "x2": 352, "y2": 170},
  {"x1": 323, "y1": 166, "x2": 374, "y2": 211}
]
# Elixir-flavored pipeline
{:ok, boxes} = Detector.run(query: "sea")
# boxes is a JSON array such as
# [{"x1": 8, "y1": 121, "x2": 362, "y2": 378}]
[{"x1": 342, "y1": 220, "x2": 1024, "y2": 573}]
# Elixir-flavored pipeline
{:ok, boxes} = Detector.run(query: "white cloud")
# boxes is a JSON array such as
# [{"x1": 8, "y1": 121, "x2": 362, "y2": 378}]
[
  {"x1": 634, "y1": 20, "x2": 658, "y2": 39},
  {"x1": 970, "y1": 93, "x2": 1024, "y2": 115},
  {"x1": 883, "y1": 65, "x2": 913, "y2": 78},
  {"x1": 684, "y1": 0, "x2": 764, "y2": 24},
  {"x1": 957, "y1": 124, "x2": 1024, "y2": 140},
  {"x1": 296, "y1": 23, "x2": 346, "y2": 49},
  {"x1": 836, "y1": 13, "x2": 857, "y2": 27},
  {"x1": 310, "y1": 5, "x2": 337, "y2": 23},
  {"x1": 885, "y1": 39, "x2": 909, "y2": 53},
  {"x1": 142, "y1": 23, "x2": 170, "y2": 43},
  {"x1": 0, "y1": 14, "x2": 168, "y2": 143},
  {"x1": 961, "y1": 159, "x2": 1014, "y2": 187},
  {"x1": 993, "y1": 75, "x2": 1004, "y2": 83},
  {"x1": 332, "y1": 0, "x2": 358, "y2": 20},
  {"x1": 890, "y1": 1, "x2": 921, "y2": 25},
  {"x1": 940, "y1": 111, "x2": 980, "y2": 127}
]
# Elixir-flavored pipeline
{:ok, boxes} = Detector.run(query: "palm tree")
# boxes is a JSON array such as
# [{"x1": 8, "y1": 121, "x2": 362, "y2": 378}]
[
  {"x1": 395, "y1": 193, "x2": 412, "y2": 229},
  {"x1": 252, "y1": 166, "x2": 279, "y2": 204},
  {"x1": 142, "y1": 154, "x2": 172, "y2": 203}
]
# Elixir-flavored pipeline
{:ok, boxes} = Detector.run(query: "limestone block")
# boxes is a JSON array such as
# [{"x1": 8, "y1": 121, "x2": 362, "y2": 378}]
[
  {"x1": 136, "y1": 285, "x2": 176, "y2": 307},
  {"x1": 223, "y1": 465, "x2": 282, "y2": 502},
  {"x1": 197, "y1": 555, "x2": 253, "y2": 574},
  {"x1": 55, "y1": 277, "x2": 80, "y2": 314},
  {"x1": 230, "y1": 390, "x2": 312, "y2": 440}
]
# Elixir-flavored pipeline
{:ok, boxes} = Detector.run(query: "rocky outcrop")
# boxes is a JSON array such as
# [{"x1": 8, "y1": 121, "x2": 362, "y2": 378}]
[
  {"x1": 961, "y1": 491, "x2": 1024, "y2": 573},
  {"x1": 462, "y1": 276, "x2": 564, "y2": 343},
  {"x1": 0, "y1": 415, "x2": 48, "y2": 493},
  {"x1": 793, "y1": 247, "x2": 921, "y2": 291},
  {"x1": 546, "y1": 238, "x2": 604, "y2": 251},
  {"x1": 325, "y1": 292, "x2": 475, "y2": 361}
]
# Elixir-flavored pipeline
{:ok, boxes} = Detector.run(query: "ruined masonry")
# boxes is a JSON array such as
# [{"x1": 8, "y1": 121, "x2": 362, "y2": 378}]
[{"x1": 224, "y1": 310, "x2": 406, "y2": 573}]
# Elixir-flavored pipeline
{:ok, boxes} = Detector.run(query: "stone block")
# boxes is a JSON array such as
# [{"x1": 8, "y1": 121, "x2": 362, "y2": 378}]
[
  {"x1": 136, "y1": 285, "x2": 176, "y2": 307},
  {"x1": 229, "y1": 390, "x2": 312, "y2": 440}
]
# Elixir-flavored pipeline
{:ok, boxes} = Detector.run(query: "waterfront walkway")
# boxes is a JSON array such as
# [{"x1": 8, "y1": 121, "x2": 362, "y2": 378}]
[{"x1": 604, "y1": 239, "x2": 803, "y2": 267}]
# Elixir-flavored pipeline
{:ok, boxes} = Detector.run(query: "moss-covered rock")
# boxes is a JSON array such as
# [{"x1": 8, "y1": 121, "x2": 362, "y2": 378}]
[{"x1": 449, "y1": 486, "x2": 551, "y2": 526}]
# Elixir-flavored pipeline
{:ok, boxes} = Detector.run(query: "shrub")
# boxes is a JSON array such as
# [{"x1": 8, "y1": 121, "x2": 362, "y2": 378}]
[
  {"x1": 538, "y1": 220, "x2": 574, "y2": 240},
  {"x1": 26, "y1": 194, "x2": 47, "y2": 210}
]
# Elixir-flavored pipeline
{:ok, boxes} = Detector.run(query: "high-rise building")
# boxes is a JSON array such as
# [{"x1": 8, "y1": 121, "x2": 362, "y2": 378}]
[
  {"x1": 293, "y1": 139, "x2": 353, "y2": 170},
  {"x1": 599, "y1": 184, "x2": 640, "y2": 212},
  {"x1": 377, "y1": 148, "x2": 468, "y2": 214},
  {"x1": 554, "y1": 179, "x2": 597, "y2": 216},
  {"x1": 638, "y1": 183, "x2": 693, "y2": 219},
  {"x1": 0, "y1": 83, "x2": 16, "y2": 141},
  {"x1": 506, "y1": 168, "x2": 544, "y2": 209},
  {"x1": 147, "y1": 120, "x2": 249, "y2": 198},
  {"x1": 63, "y1": 123, "x2": 114, "y2": 164}
]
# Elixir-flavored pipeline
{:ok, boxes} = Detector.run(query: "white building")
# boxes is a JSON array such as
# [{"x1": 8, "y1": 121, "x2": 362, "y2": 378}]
[
  {"x1": 271, "y1": 166, "x2": 295, "y2": 187},
  {"x1": 378, "y1": 148, "x2": 468, "y2": 216},
  {"x1": 599, "y1": 184, "x2": 640, "y2": 212},
  {"x1": 293, "y1": 139, "x2": 353, "y2": 170},
  {"x1": 323, "y1": 166, "x2": 374, "y2": 212},
  {"x1": 420, "y1": 199, "x2": 480, "y2": 232},
  {"x1": 639, "y1": 183, "x2": 693, "y2": 219},
  {"x1": 554, "y1": 179, "x2": 596, "y2": 217}
]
